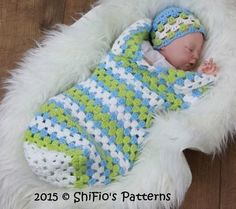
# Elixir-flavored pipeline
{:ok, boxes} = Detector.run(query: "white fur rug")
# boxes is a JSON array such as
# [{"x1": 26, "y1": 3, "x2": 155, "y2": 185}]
[{"x1": 1, "y1": 0, "x2": 236, "y2": 208}]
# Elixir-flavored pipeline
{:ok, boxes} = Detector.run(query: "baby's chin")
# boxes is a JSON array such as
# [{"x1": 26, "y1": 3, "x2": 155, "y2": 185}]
[
  {"x1": 177, "y1": 64, "x2": 196, "y2": 71},
  {"x1": 182, "y1": 66, "x2": 193, "y2": 71}
]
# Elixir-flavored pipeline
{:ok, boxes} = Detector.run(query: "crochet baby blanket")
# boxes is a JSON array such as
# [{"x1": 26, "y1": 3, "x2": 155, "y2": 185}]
[{"x1": 23, "y1": 19, "x2": 216, "y2": 188}]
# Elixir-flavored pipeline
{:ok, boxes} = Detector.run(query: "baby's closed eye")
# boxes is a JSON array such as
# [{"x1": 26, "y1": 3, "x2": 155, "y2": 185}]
[{"x1": 185, "y1": 46, "x2": 194, "y2": 52}]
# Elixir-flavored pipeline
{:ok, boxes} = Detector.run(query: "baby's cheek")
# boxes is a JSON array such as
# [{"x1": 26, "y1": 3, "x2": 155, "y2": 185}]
[
  {"x1": 167, "y1": 56, "x2": 180, "y2": 68},
  {"x1": 181, "y1": 53, "x2": 192, "y2": 64},
  {"x1": 174, "y1": 54, "x2": 188, "y2": 67}
]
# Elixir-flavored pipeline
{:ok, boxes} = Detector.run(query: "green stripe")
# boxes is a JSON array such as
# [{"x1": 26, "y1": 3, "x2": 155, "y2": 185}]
[{"x1": 123, "y1": 31, "x2": 149, "y2": 58}]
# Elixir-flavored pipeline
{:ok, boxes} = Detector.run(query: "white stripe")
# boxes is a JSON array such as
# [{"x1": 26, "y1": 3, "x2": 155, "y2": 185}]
[{"x1": 158, "y1": 16, "x2": 201, "y2": 39}]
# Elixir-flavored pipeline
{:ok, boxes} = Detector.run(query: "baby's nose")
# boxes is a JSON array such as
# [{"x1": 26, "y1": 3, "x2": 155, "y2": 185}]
[
  {"x1": 189, "y1": 59, "x2": 196, "y2": 65},
  {"x1": 192, "y1": 51, "x2": 200, "y2": 60},
  {"x1": 190, "y1": 54, "x2": 200, "y2": 64}
]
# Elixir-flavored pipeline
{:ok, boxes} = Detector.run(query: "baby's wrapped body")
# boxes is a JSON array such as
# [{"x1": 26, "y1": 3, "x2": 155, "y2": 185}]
[{"x1": 23, "y1": 19, "x2": 216, "y2": 188}]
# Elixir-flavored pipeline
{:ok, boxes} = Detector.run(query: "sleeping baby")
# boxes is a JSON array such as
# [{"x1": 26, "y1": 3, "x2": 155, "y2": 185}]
[
  {"x1": 141, "y1": 7, "x2": 218, "y2": 75},
  {"x1": 23, "y1": 6, "x2": 218, "y2": 188},
  {"x1": 142, "y1": 31, "x2": 218, "y2": 74}
]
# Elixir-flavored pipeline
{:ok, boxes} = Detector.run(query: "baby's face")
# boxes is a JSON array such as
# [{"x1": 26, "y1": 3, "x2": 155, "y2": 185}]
[{"x1": 159, "y1": 33, "x2": 204, "y2": 71}]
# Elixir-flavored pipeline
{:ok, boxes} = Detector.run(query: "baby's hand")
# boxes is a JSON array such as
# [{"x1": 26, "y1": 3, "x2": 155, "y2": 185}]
[{"x1": 198, "y1": 58, "x2": 218, "y2": 75}]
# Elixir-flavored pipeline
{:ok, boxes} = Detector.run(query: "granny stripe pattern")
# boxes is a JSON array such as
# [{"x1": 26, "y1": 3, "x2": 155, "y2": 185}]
[{"x1": 23, "y1": 19, "x2": 216, "y2": 188}]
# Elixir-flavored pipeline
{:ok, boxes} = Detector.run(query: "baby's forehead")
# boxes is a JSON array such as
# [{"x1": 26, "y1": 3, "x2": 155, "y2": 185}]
[{"x1": 176, "y1": 33, "x2": 204, "y2": 46}]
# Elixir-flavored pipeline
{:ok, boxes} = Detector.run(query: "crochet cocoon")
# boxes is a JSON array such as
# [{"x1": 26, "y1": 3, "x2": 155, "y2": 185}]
[{"x1": 23, "y1": 19, "x2": 216, "y2": 188}]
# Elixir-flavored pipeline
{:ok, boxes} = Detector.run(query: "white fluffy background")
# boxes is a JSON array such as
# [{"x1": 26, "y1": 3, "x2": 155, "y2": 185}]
[{"x1": 0, "y1": 0, "x2": 236, "y2": 208}]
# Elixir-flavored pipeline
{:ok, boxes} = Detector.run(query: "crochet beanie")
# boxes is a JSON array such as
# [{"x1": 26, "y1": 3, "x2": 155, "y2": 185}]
[{"x1": 151, "y1": 6, "x2": 207, "y2": 50}]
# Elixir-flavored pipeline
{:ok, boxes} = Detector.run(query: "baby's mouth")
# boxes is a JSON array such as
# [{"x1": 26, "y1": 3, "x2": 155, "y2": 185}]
[{"x1": 185, "y1": 63, "x2": 196, "y2": 70}]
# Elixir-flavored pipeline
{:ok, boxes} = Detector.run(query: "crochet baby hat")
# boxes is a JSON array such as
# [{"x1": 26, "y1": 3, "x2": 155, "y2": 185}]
[{"x1": 151, "y1": 6, "x2": 207, "y2": 50}]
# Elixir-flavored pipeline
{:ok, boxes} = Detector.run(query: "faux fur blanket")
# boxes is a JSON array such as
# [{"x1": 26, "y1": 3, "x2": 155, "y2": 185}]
[{"x1": 1, "y1": 0, "x2": 236, "y2": 209}]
